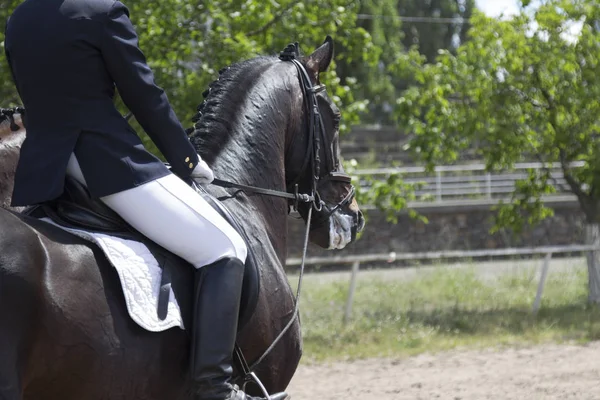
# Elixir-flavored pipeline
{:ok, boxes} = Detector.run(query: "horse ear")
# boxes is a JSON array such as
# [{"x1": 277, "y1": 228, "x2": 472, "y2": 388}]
[{"x1": 305, "y1": 36, "x2": 334, "y2": 79}]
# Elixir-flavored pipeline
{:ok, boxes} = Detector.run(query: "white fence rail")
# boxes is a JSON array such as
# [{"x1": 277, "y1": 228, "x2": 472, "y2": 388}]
[
  {"x1": 353, "y1": 161, "x2": 584, "y2": 203},
  {"x1": 286, "y1": 244, "x2": 595, "y2": 266},
  {"x1": 287, "y1": 244, "x2": 598, "y2": 323}
]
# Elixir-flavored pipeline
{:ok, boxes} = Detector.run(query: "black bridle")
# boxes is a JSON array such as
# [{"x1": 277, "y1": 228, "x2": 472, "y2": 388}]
[{"x1": 211, "y1": 43, "x2": 356, "y2": 215}]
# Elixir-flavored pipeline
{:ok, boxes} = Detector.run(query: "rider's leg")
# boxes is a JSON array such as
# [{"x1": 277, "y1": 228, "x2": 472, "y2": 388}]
[
  {"x1": 67, "y1": 154, "x2": 247, "y2": 266},
  {"x1": 66, "y1": 155, "x2": 287, "y2": 400}
]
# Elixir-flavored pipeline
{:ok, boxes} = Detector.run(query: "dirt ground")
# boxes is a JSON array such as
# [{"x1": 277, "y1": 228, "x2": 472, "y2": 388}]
[{"x1": 287, "y1": 342, "x2": 600, "y2": 400}]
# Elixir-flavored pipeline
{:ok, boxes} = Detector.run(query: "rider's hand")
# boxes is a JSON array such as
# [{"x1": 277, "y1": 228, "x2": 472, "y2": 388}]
[{"x1": 190, "y1": 155, "x2": 214, "y2": 185}]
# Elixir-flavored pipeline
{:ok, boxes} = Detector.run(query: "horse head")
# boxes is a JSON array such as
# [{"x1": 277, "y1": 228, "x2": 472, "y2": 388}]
[
  {"x1": 284, "y1": 37, "x2": 365, "y2": 249},
  {"x1": 190, "y1": 37, "x2": 364, "y2": 252}
]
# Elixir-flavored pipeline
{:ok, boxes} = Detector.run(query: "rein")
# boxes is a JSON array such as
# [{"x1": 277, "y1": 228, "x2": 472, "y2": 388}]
[
  {"x1": 236, "y1": 205, "x2": 313, "y2": 398},
  {"x1": 211, "y1": 178, "x2": 315, "y2": 211}
]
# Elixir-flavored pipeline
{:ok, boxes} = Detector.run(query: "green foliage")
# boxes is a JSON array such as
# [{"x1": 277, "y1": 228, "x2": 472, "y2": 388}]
[
  {"x1": 344, "y1": 0, "x2": 475, "y2": 125},
  {"x1": 396, "y1": 0, "x2": 600, "y2": 230},
  {"x1": 492, "y1": 169, "x2": 556, "y2": 234},
  {"x1": 337, "y1": 0, "x2": 403, "y2": 125},
  {"x1": 358, "y1": 173, "x2": 426, "y2": 224},
  {"x1": 1, "y1": 0, "x2": 519, "y2": 223},
  {"x1": 144, "y1": 0, "x2": 377, "y2": 130},
  {"x1": 398, "y1": 0, "x2": 475, "y2": 62},
  {"x1": 345, "y1": 159, "x2": 427, "y2": 224},
  {"x1": 0, "y1": 0, "x2": 22, "y2": 105},
  {"x1": 0, "y1": 0, "x2": 377, "y2": 148}
]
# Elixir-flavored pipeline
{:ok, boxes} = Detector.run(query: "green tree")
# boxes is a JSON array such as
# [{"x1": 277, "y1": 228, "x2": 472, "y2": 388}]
[
  {"x1": 336, "y1": 0, "x2": 404, "y2": 125},
  {"x1": 0, "y1": 0, "x2": 22, "y2": 104},
  {"x1": 333, "y1": 0, "x2": 476, "y2": 125},
  {"x1": 0, "y1": 0, "x2": 379, "y2": 141},
  {"x1": 395, "y1": 0, "x2": 600, "y2": 302},
  {"x1": 398, "y1": 0, "x2": 475, "y2": 62}
]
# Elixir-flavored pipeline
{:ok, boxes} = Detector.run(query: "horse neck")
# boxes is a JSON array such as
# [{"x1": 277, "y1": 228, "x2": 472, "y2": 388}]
[{"x1": 205, "y1": 63, "x2": 300, "y2": 262}]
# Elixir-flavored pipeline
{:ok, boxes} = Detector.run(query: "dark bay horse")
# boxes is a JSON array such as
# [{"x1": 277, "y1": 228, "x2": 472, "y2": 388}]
[{"x1": 0, "y1": 38, "x2": 363, "y2": 399}]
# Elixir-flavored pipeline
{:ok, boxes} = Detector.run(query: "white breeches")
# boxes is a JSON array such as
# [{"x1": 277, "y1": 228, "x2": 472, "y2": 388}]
[{"x1": 66, "y1": 155, "x2": 247, "y2": 268}]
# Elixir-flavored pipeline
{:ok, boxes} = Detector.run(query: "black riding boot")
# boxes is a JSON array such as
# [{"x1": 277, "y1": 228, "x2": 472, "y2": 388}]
[{"x1": 190, "y1": 257, "x2": 288, "y2": 400}]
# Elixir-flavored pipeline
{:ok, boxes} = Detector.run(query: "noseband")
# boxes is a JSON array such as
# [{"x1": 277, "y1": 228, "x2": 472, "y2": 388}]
[{"x1": 212, "y1": 43, "x2": 356, "y2": 214}]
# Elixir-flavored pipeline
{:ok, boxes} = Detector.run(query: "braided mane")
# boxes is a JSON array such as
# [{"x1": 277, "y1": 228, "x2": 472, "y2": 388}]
[{"x1": 187, "y1": 56, "x2": 278, "y2": 164}]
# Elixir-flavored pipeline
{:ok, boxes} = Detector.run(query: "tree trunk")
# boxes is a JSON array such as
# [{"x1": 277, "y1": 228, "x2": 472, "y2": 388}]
[{"x1": 585, "y1": 223, "x2": 600, "y2": 303}]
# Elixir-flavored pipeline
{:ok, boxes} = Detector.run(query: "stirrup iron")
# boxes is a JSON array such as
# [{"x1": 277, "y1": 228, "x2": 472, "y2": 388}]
[{"x1": 242, "y1": 372, "x2": 272, "y2": 399}]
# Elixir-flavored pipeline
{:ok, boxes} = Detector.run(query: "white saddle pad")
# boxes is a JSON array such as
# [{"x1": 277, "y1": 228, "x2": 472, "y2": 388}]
[{"x1": 42, "y1": 218, "x2": 185, "y2": 332}]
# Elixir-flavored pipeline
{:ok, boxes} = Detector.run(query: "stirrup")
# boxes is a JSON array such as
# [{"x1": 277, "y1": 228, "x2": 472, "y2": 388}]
[
  {"x1": 241, "y1": 372, "x2": 288, "y2": 399},
  {"x1": 235, "y1": 345, "x2": 288, "y2": 399},
  {"x1": 242, "y1": 372, "x2": 269, "y2": 398}
]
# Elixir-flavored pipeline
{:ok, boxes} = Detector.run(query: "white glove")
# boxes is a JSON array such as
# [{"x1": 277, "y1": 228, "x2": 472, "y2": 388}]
[{"x1": 190, "y1": 156, "x2": 214, "y2": 185}]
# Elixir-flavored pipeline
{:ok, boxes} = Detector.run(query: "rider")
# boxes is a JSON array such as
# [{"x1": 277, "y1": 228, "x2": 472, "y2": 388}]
[{"x1": 4, "y1": 1, "x2": 287, "y2": 399}]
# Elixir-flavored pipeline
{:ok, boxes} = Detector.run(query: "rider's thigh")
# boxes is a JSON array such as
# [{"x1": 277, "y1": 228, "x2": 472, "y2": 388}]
[{"x1": 100, "y1": 174, "x2": 248, "y2": 267}]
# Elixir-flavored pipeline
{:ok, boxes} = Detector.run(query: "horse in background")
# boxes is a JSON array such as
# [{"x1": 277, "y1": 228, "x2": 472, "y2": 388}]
[{"x1": 0, "y1": 108, "x2": 25, "y2": 209}]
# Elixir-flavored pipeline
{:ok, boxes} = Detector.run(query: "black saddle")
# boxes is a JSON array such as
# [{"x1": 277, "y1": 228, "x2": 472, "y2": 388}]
[{"x1": 27, "y1": 176, "x2": 260, "y2": 331}]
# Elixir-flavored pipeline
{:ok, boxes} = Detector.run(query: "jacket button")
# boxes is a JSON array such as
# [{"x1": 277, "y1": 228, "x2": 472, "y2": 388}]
[
  {"x1": 189, "y1": 163, "x2": 194, "y2": 169},
  {"x1": 185, "y1": 157, "x2": 190, "y2": 162}
]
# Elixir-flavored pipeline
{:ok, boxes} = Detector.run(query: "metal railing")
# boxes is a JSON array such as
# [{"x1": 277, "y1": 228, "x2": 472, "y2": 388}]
[{"x1": 353, "y1": 161, "x2": 585, "y2": 203}]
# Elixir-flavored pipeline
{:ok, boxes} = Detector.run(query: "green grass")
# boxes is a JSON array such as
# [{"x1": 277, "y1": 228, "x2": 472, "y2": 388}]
[{"x1": 294, "y1": 262, "x2": 600, "y2": 361}]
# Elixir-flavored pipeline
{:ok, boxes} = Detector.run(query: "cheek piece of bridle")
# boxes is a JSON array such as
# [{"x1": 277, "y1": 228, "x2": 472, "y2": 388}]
[{"x1": 207, "y1": 43, "x2": 356, "y2": 398}]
